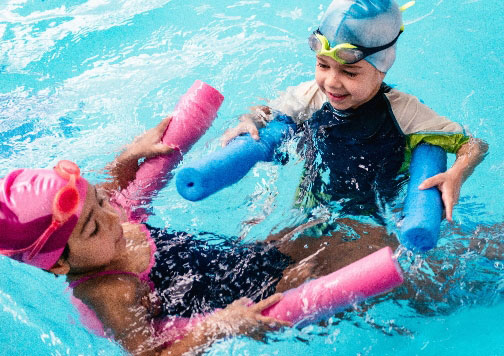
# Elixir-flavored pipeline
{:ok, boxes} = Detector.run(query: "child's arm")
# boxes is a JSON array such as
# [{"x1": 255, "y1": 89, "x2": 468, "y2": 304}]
[
  {"x1": 418, "y1": 138, "x2": 488, "y2": 222},
  {"x1": 81, "y1": 279, "x2": 289, "y2": 356},
  {"x1": 77, "y1": 276, "x2": 164, "y2": 356},
  {"x1": 161, "y1": 294, "x2": 291, "y2": 356},
  {"x1": 220, "y1": 80, "x2": 324, "y2": 147},
  {"x1": 100, "y1": 117, "x2": 175, "y2": 193},
  {"x1": 220, "y1": 106, "x2": 271, "y2": 147}
]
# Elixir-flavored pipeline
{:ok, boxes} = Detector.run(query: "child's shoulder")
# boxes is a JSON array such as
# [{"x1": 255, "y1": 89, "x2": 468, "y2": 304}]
[
  {"x1": 269, "y1": 80, "x2": 324, "y2": 124},
  {"x1": 383, "y1": 86, "x2": 465, "y2": 135},
  {"x1": 382, "y1": 85, "x2": 419, "y2": 103}
]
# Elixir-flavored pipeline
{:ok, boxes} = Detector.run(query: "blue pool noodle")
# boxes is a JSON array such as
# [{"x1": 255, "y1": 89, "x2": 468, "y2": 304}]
[
  {"x1": 400, "y1": 144, "x2": 447, "y2": 252},
  {"x1": 176, "y1": 117, "x2": 296, "y2": 201}
]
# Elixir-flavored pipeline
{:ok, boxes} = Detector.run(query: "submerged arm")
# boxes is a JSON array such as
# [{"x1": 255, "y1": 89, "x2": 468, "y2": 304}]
[
  {"x1": 161, "y1": 294, "x2": 290, "y2": 356},
  {"x1": 75, "y1": 276, "x2": 164, "y2": 356},
  {"x1": 78, "y1": 277, "x2": 289, "y2": 356}
]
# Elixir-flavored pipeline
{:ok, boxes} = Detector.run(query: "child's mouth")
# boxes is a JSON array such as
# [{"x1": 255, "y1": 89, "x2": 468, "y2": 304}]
[{"x1": 328, "y1": 92, "x2": 348, "y2": 101}]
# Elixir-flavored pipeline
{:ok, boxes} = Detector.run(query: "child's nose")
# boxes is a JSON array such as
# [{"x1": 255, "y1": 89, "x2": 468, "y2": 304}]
[{"x1": 326, "y1": 70, "x2": 343, "y2": 88}]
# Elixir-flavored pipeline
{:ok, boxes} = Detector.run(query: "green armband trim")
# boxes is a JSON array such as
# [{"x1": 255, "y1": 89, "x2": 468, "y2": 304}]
[{"x1": 399, "y1": 133, "x2": 470, "y2": 173}]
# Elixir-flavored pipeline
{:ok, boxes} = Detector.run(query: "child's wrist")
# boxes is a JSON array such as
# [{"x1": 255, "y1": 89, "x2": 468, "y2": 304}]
[{"x1": 119, "y1": 144, "x2": 144, "y2": 163}]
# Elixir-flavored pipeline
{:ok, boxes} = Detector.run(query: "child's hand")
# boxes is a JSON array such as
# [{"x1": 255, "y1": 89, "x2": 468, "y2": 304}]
[
  {"x1": 220, "y1": 116, "x2": 261, "y2": 147},
  {"x1": 103, "y1": 116, "x2": 176, "y2": 192},
  {"x1": 125, "y1": 116, "x2": 176, "y2": 161},
  {"x1": 418, "y1": 138, "x2": 488, "y2": 223},
  {"x1": 418, "y1": 169, "x2": 463, "y2": 222},
  {"x1": 208, "y1": 294, "x2": 291, "y2": 337}
]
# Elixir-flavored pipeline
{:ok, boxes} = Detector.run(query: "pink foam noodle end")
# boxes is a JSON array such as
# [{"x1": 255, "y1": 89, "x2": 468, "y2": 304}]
[
  {"x1": 112, "y1": 80, "x2": 224, "y2": 222},
  {"x1": 164, "y1": 80, "x2": 224, "y2": 151},
  {"x1": 262, "y1": 247, "x2": 404, "y2": 326}
]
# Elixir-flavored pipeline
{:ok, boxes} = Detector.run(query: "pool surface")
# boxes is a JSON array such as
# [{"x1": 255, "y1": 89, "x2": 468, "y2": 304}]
[{"x1": 1, "y1": 0, "x2": 503, "y2": 355}]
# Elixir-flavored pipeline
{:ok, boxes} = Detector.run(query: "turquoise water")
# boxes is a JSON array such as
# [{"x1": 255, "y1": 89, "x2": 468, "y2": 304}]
[{"x1": 1, "y1": 0, "x2": 503, "y2": 355}]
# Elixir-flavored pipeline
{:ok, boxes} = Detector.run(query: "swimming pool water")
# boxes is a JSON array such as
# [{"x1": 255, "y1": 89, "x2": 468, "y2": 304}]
[{"x1": 1, "y1": 0, "x2": 503, "y2": 355}]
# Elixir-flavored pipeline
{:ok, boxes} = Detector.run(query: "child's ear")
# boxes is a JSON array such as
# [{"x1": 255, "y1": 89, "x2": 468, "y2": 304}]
[{"x1": 48, "y1": 258, "x2": 70, "y2": 275}]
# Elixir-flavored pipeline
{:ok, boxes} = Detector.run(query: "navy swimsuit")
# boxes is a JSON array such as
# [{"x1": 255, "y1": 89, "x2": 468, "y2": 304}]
[
  {"x1": 147, "y1": 225, "x2": 292, "y2": 317},
  {"x1": 293, "y1": 84, "x2": 407, "y2": 218}
]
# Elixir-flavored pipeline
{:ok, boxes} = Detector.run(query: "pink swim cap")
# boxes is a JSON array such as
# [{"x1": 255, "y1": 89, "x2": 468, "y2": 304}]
[{"x1": 0, "y1": 161, "x2": 88, "y2": 270}]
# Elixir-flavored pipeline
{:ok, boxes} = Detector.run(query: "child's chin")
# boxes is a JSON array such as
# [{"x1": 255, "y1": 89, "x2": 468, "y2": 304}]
[{"x1": 329, "y1": 101, "x2": 352, "y2": 111}]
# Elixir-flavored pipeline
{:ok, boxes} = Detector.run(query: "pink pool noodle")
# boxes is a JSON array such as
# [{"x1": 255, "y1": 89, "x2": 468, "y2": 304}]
[
  {"x1": 262, "y1": 246, "x2": 403, "y2": 326},
  {"x1": 112, "y1": 80, "x2": 224, "y2": 221}
]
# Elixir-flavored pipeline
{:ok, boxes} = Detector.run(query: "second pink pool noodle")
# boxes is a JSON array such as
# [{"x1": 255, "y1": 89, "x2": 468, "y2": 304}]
[
  {"x1": 112, "y1": 80, "x2": 224, "y2": 221},
  {"x1": 262, "y1": 246, "x2": 403, "y2": 326}
]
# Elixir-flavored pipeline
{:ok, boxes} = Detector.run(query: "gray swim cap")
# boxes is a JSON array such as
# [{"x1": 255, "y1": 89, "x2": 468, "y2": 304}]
[{"x1": 318, "y1": 0, "x2": 403, "y2": 73}]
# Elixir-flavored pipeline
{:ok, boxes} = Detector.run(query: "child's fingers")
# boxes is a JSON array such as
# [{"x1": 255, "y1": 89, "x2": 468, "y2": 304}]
[
  {"x1": 247, "y1": 123, "x2": 260, "y2": 141},
  {"x1": 443, "y1": 198, "x2": 454, "y2": 222},
  {"x1": 220, "y1": 127, "x2": 242, "y2": 147},
  {"x1": 256, "y1": 315, "x2": 292, "y2": 328},
  {"x1": 156, "y1": 115, "x2": 173, "y2": 135},
  {"x1": 154, "y1": 143, "x2": 176, "y2": 155},
  {"x1": 418, "y1": 174, "x2": 442, "y2": 190},
  {"x1": 252, "y1": 293, "x2": 283, "y2": 312},
  {"x1": 441, "y1": 189, "x2": 454, "y2": 222}
]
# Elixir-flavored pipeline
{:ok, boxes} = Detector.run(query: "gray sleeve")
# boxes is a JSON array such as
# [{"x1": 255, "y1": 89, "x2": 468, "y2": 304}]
[
  {"x1": 386, "y1": 89, "x2": 466, "y2": 135},
  {"x1": 268, "y1": 80, "x2": 326, "y2": 125}
]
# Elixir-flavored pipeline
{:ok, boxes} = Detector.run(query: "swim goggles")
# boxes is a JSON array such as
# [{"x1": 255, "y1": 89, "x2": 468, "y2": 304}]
[
  {"x1": 308, "y1": 29, "x2": 403, "y2": 65},
  {"x1": 1, "y1": 160, "x2": 81, "y2": 260}
]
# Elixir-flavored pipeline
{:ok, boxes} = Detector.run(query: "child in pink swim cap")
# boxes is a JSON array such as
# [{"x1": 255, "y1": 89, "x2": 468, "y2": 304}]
[
  {"x1": 0, "y1": 160, "x2": 88, "y2": 269},
  {"x1": 1, "y1": 116, "x2": 392, "y2": 355},
  {"x1": 0, "y1": 117, "x2": 287, "y2": 355}
]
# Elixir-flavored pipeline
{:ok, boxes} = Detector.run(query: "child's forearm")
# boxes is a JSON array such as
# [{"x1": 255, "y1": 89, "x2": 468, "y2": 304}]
[
  {"x1": 448, "y1": 138, "x2": 488, "y2": 182},
  {"x1": 100, "y1": 117, "x2": 174, "y2": 194},
  {"x1": 159, "y1": 316, "x2": 227, "y2": 356},
  {"x1": 101, "y1": 145, "x2": 144, "y2": 193},
  {"x1": 160, "y1": 295, "x2": 288, "y2": 356}
]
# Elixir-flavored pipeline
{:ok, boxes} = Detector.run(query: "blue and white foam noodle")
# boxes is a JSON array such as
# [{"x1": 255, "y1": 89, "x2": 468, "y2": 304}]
[
  {"x1": 176, "y1": 116, "x2": 296, "y2": 201},
  {"x1": 400, "y1": 144, "x2": 447, "y2": 252}
]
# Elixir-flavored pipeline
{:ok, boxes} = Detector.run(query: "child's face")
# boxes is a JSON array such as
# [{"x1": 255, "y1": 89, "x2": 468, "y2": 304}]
[
  {"x1": 64, "y1": 183, "x2": 126, "y2": 273},
  {"x1": 315, "y1": 55, "x2": 385, "y2": 110}
]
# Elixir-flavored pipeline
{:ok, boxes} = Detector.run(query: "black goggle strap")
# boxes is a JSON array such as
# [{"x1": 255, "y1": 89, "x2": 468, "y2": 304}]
[
  {"x1": 315, "y1": 29, "x2": 403, "y2": 56},
  {"x1": 356, "y1": 30, "x2": 403, "y2": 57}
]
